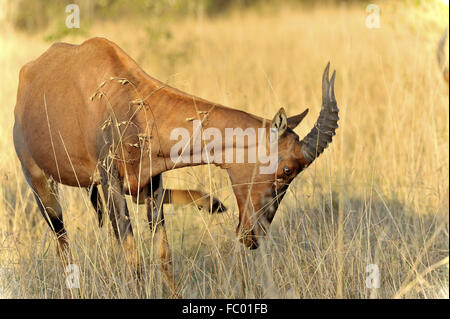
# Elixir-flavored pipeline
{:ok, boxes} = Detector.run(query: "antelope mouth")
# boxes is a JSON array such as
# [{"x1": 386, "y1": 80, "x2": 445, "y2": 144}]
[
  {"x1": 239, "y1": 220, "x2": 270, "y2": 250},
  {"x1": 240, "y1": 231, "x2": 259, "y2": 250}
]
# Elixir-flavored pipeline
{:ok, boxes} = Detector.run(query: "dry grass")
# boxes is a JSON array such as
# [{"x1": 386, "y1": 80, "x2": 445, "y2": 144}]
[{"x1": 0, "y1": 2, "x2": 448, "y2": 298}]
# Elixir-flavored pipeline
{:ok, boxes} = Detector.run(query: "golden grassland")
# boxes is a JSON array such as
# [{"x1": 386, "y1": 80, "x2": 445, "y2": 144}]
[{"x1": 0, "y1": 2, "x2": 448, "y2": 298}]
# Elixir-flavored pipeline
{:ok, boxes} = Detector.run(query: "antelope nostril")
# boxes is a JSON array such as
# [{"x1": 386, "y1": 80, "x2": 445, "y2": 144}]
[{"x1": 248, "y1": 240, "x2": 259, "y2": 250}]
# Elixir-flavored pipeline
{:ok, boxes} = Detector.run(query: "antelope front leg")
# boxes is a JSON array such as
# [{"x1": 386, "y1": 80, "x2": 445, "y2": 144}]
[
  {"x1": 146, "y1": 174, "x2": 177, "y2": 297},
  {"x1": 100, "y1": 161, "x2": 140, "y2": 276}
]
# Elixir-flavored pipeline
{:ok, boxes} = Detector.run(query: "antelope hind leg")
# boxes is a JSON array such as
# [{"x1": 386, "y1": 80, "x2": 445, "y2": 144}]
[{"x1": 21, "y1": 164, "x2": 71, "y2": 268}]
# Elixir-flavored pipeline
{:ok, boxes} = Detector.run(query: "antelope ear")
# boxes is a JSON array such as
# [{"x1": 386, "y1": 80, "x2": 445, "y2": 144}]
[
  {"x1": 287, "y1": 108, "x2": 309, "y2": 130},
  {"x1": 271, "y1": 107, "x2": 288, "y2": 137}
]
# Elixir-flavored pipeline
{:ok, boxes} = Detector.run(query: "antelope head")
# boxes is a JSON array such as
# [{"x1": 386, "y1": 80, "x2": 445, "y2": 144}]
[{"x1": 228, "y1": 63, "x2": 339, "y2": 249}]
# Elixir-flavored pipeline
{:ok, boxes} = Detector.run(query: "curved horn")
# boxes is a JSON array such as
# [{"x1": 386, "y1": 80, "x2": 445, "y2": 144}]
[{"x1": 300, "y1": 62, "x2": 339, "y2": 164}]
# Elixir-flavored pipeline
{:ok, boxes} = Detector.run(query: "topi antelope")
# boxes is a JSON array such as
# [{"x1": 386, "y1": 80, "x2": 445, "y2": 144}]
[{"x1": 13, "y1": 37, "x2": 339, "y2": 295}]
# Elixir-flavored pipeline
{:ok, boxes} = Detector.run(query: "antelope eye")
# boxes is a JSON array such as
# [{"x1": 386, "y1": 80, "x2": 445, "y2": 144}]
[{"x1": 283, "y1": 166, "x2": 292, "y2": 176}]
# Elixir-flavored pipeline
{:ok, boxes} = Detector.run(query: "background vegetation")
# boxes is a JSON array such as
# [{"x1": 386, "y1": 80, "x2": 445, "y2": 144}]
[{"x1": 0, "y1": 0, "x2": 448, "y2": 298}]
